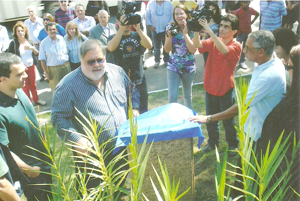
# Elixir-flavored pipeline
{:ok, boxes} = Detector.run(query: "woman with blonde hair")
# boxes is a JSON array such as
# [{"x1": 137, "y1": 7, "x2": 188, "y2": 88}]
[
  {"x1": 37, "y1": 13, "x2": 65, "y2": 42},
  {"x1": 8, "y1": 21, "x2": 46, "y2": 106},
  {"x1": 64, "y1": 21, "x2": 88, "y2": 70}
]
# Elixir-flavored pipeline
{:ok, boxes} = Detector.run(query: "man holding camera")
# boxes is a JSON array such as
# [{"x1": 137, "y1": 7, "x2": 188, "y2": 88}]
[
  {"x1": 107, "y1": 14, "x2": 152, "y2": 114},
  {"x1": 193, "y1": 14, "x2": 242, "y2": 154}
]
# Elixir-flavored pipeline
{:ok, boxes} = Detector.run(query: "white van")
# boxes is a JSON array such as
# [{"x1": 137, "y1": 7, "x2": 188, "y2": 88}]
[{"x1": 0, "y1": 0, "x2": 117, "y2": 23}]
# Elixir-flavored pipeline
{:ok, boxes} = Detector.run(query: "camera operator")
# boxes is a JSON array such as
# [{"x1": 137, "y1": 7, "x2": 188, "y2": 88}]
[
  {"x1": 193, "y1": 14, "x2": 242, "y2": 154},
  {"x1": 107, "y1": 14, "x2": 152, "y2": 114},
  {"x1": 164, "y1": 4, "x2": 197, "y2": 109}
]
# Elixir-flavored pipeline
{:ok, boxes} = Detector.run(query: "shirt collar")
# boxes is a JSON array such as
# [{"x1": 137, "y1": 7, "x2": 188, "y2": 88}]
[
  {"x1": 100, "y1": 24, "x2": 109, "y2": 29},
  {"x1": 76, "y1": 16, "x2": 88, "y2": 22},
  {"x1": 0, "y1": 90, "x2": 19, "y2": 106}
]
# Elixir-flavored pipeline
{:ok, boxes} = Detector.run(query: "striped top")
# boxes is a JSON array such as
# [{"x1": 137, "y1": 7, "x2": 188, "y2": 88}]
[
  {"x1": 234, "y1": 7, "x2": 258, "y2": 34},
  {"x1": 64, "y1": 35, "x2": 88, "y2": 63},
  {"x1": 51, "y1": 64, "x2": 140, "y2": 147},
  {"x1": 54, "y1": 7, "x2": 76, "y2": 28},
  {"x1": 260, "y1": 1, "x2": 287, "y2": 32}
]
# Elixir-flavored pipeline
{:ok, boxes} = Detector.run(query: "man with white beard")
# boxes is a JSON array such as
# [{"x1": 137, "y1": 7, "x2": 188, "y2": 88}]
[{"x1": 51, "y1": 39, "x2": 140, "y2": 188}]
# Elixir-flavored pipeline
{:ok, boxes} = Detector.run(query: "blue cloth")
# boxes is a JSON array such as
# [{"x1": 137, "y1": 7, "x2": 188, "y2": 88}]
[
  {"x1": 146, "y1": 1, "x2": 173, "y2": 33},
  {"x1": 245, "y1": 56, "x2": 286, "y2": 141},
  {"x1": 114, "y1": 103, "x2": 204, "y2": 153},
  {"x1": 37, "y1": 24, "x2": 66, "y2": 42},
  {"x1": 51, "y1": 64, "x2": 140, "y2": 144}
]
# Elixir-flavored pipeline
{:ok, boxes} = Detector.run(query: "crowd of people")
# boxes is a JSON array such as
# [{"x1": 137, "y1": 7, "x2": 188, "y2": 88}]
[{"x1": 0, "y1": 0, "x2": 299, "y2": 200}]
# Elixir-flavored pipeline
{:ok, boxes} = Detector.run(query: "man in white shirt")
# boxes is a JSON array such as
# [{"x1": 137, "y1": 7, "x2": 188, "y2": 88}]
[
  {"x1": 24, "y1": 5, "x2": 45, "y2": 82},
  {"x1": 72, "y1": 4, "x2": 96, "y2": 37}
]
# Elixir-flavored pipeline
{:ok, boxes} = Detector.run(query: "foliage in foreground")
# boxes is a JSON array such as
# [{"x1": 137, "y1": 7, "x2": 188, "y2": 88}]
[
  {"x1": 215, "y1": 76, "x2": 300, "y2": 201},
  {"x1": 26, "y1": 95, "x2": 190, "y2": 200}
]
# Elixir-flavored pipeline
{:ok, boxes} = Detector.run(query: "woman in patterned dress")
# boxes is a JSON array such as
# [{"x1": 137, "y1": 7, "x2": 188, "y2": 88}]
[{"x1": 164, "y1": 4, "x2": 197, "y2": 109}]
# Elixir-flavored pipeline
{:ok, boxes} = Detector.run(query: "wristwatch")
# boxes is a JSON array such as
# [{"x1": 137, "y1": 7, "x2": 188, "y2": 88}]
[{"x1": 207, "y1": 115, "x2": 212, "y2": 123}]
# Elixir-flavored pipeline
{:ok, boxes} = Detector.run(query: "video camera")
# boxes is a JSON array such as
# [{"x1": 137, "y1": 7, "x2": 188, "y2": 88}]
[
  {"x1": 168, "y1": 23, "x2": 180, "y2": 37},
  {"x1": 117, "y1": 1, "x2": 142, "y2": 26},
  {"x1": 187, "y1": 7, "x2": 213, "y2": 32}
]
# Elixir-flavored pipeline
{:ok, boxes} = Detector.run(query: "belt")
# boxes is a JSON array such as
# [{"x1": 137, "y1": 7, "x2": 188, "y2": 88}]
[{"x1": 48, "y1": 61, "x2": 69, "y2": 68}]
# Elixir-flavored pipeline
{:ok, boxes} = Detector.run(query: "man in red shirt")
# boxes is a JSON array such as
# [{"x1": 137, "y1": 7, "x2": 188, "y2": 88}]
[
  {"x1": 235, "y1": 1, "x2": 259, "y2": 69},
  {"x1": 193, "y1": 14, "x2": 241, "y2": 154}
]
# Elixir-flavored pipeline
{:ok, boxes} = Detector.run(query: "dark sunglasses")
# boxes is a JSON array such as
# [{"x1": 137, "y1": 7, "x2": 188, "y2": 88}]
[
  {"x1": 43, "y1": 18, "x2": 50, "y2": 21},
  {"x1": 86, "y1": 58, "x2": 105, "y2": 66}
]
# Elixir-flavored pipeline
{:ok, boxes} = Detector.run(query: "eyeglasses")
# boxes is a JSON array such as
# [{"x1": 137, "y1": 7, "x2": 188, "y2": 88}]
[
  {"x1": 244, "y1": 45, "x2": 260, "y2": 52},
  {"x1": 85, "y1": 58, "x2": 105, "y2": 66},
  {"x1": 43, "y1": 18, "x2": 50, "y2": 21}
]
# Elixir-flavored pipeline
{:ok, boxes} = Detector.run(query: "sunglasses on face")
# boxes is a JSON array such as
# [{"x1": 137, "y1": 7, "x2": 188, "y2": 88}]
[
  {"x1": 43, "y1": 18, "x2": 50, "y2": 21},
  {"x1": 86, "y1": 58, "x2": 105, "y2": 66}
]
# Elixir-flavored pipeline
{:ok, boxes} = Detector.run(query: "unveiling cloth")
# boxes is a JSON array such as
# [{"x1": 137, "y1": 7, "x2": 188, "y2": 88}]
[{"x1": 114, "y1": 103, "x2": 204, "y2": 152}]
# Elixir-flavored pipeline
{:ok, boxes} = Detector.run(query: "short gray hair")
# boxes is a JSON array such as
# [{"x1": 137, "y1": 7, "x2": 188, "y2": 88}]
[
  {"x1": 75, "y1": 4, "x2": 85, "y2": 10},
  {"x1": 27, "y1": 5, "x2": 36, "y2": 12},
  {"x1": 79, "y1": 39, "x2": 106, "y2": 59},
  {"x1": 98, "y1": 9, "x2": 109, "y2": 16},
  {"x1": 248, "y1": 30, "x2": 275, "y2": 57}
]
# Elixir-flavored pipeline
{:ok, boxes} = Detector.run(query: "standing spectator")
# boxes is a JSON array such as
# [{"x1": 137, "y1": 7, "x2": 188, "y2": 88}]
[
  {"x1": 8, "y1": 21, "x2": 46, "y2": 106},
  {"x1": 172, "y1": 0, "x2": 199, "y2": 10},
  {"x1": 193, "y1": 14, "x2": 241, "y2": 153},
  {"x1": 282, "y1": 1, "x2": 299, "y2": 29},
  {"x1": 164, "y1": 4, "x2": 197, "y2": 109},
  {"x1": 0, "y1": 52, "x2": 53, "y2": 201},
  {"x1": 225, "y1": 1, "x2": 241, "y2": 14},
  {"x1": 38, "y1": 13, "x2": 66, "y2": 42},
  {"x1": 24, "y1": 5, "x2": 45, "y2": 82},
  {"x1": 258, "y1": 44, "x2": 300, "y2": 200},
  {"x1": 0, "y1": 25, "x2": 9, "y2": 53},
  {"x1": 107, "y1": 14, "x2": 152, "y2": 114},
  {"x1": 72, "y1": 4, "x2": 96, "y2": 37},
  {"x1": 273, "y1": 27, "x2": 299, "y2": 88},
  {"x1": 89, "y1": 10, "x2": 118, "y2": 61},
  {"x1": 260, "y1": 0, "x2": 287, "y2": 32},
  {"x1": 86, "y1": 1, "x2": 110, "y2": 22},
  {"x1": 54, "y1": 0, "x2": 76, "y2": 28},
  {"x1": 64, "y1": 21, "x2": 88, "y2": 71},
  {"x1": 144, "y1": 0, "x2": 154, "y2": 55},
  {"x1": 39, "y1": 22, "x2": 70, "y2": 93},
  {"x1": 146, "y1": 0, "x2": 173, "y2": 69},
  {"x1": 200, "y1": 1, "x2": 221, "y2": 64},
  {"x1": 235, "y1": 1, "x2": 259, "y2": 69}
]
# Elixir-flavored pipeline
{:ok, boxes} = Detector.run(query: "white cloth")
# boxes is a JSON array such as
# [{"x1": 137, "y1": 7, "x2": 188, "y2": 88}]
[
  {"x1": 24, "y1": 17, "x2": 44, "y2": 44},
  {"x1": 72, "y1": 16, "x2": 96, "y2": 32},
  {"x1": 0, "y1": 25, "x2": 9, "y2": 52}
]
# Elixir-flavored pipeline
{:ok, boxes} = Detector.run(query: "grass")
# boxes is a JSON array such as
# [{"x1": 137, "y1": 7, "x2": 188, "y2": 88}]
[{"x1": 29, "y1": 77, "x2": 252, "y2": 201}]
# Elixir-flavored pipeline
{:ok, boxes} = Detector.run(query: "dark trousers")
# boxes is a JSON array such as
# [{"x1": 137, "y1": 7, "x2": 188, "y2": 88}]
[
  {"x1": 152, "y1": 31, "x2": 169, "y2": 63},
  {"x1": 236, "y1": 33, "x2": 248, "y2": 64},
  {"x1": 136, "y1": 75, "x2": 148, "y2": 114},
  {"x1": 23, "y1": 168, "x2": 52, "y2": 201},
  {"x1": 205, "y1": 89, "x2": 238, "y2": 147}
]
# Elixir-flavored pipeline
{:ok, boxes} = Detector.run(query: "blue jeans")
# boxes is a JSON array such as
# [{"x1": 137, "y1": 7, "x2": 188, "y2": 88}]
[
  {"x1": 205, "y1": 89, "x2": 238, "y2": 147},
  {"x1": 167, "y1": 69, "x2": 195, "y2": 109},
  {"x1": 236, "y1": 33, "x2": 248, "y2": 64},
  {"x1": 152, "y1": 31, "x2": 169, "y2": 63}
]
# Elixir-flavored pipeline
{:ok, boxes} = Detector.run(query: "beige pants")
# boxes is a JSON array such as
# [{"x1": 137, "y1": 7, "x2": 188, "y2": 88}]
[{"x1": 47, "y1": 62, "x2": 71, "y2": 94}]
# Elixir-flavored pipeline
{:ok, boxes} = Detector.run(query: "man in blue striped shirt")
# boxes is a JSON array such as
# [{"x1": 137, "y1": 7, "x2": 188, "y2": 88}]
[{"x1": 51, "y1": 39, "x2": 139, "y2": 189}]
